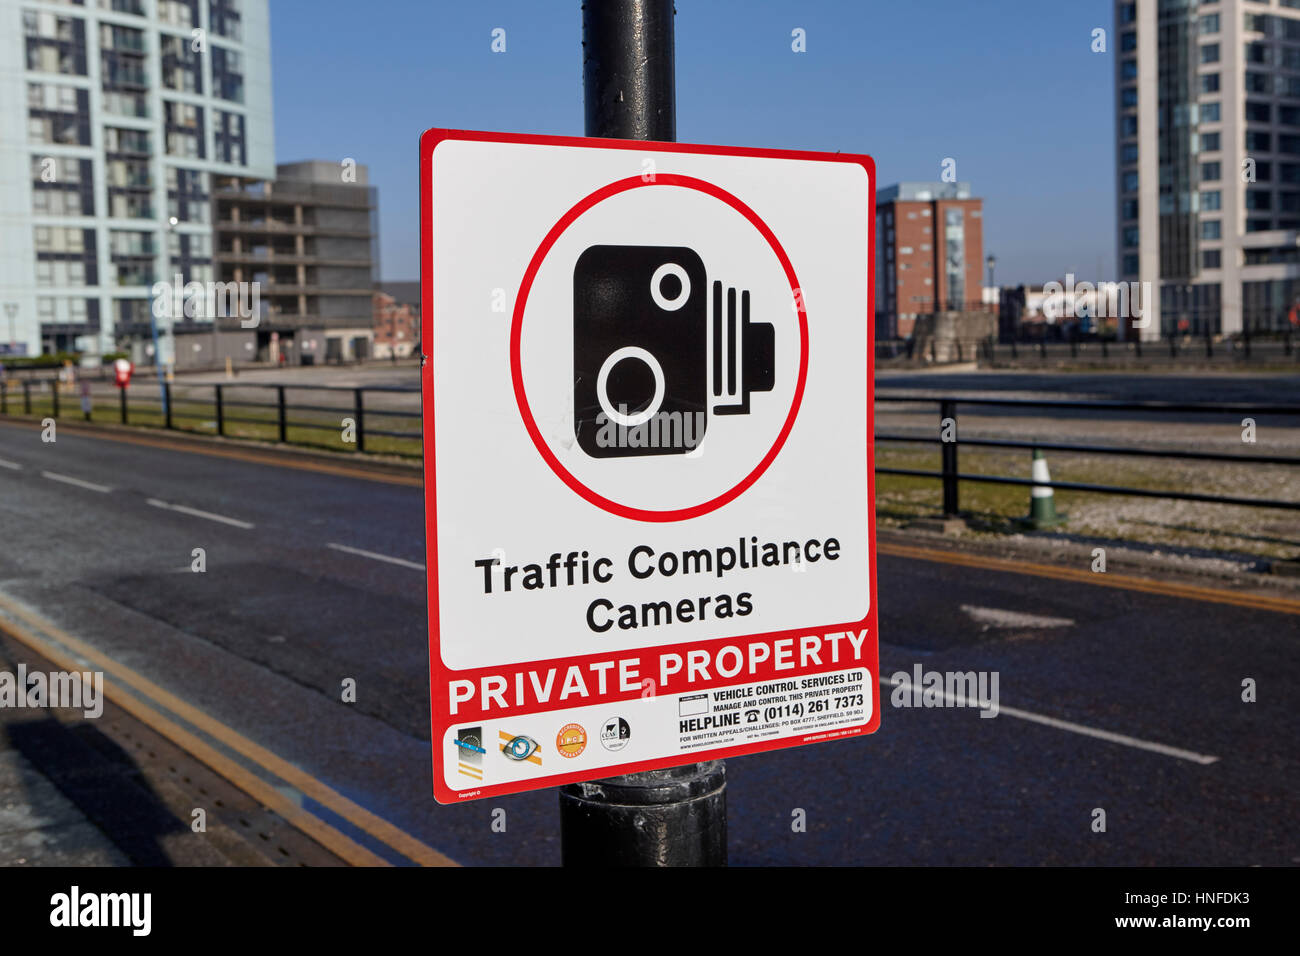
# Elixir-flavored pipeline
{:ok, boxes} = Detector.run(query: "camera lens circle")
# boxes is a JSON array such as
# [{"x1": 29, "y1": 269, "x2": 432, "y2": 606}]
[
  {"x1": 597, "y1": 346, "x2": 665, "y2": 428},
  {"x1": 650, "y1": 262, "x2": 690, "y2": 312}
]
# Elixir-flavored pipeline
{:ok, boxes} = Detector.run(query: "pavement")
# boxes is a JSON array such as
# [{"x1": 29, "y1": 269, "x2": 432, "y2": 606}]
[{"x1": 0, "y1": 416, "x2": 1295, "y2": 866}]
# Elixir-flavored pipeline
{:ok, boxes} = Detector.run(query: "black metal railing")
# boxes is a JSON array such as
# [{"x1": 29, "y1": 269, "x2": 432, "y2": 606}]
[
  {"x1": 0, "y1": 377, "x2": 422, "y2": 457},
  {"x1": 875, "y1": 395, "x2": 1300, "y2": 516},
  {"x1": 6, "y1": 381, "x2": 1299, "y2": 517}
]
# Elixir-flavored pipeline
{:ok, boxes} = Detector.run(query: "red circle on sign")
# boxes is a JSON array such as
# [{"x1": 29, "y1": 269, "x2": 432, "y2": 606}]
[{"x1": 510, "y1": 174, "x2": 809, "y2": 522}]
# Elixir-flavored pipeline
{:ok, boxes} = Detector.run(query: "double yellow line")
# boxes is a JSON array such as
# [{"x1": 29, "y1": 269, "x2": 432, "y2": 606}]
[
  {"x1": 0, "y1": 594, "x2": 455, "y2": 867},
  {"x1": 878, "y1": 540, "x2": 1300, "y2": 616}
]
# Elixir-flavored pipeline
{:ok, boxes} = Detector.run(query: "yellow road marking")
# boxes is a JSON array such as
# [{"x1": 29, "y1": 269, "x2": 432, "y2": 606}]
[
  {"x1": 0, "y1": 418, "x2": 422, "y2": 488},
  {"x1": 878, "y1": 540, "x2": 1300, "y2": 616},
  {"x1": 0, "y1": 593, "x2": 456, "y2": 867}
]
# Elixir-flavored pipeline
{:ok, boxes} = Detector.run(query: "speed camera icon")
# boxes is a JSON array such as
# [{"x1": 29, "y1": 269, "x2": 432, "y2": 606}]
[{"x1": 573, "y1": 244, "x2": 775, "y2": 458}]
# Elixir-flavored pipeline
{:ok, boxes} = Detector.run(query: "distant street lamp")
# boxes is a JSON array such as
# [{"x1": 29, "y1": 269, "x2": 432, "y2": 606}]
[{"x1": 986, "y1": 254, "x2": 997, "y2": 313}]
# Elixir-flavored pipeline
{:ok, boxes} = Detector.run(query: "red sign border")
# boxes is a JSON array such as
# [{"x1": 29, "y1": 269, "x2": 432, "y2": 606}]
[{"x1": 420, "y1": 127, "x2": 878, "y2": 804}]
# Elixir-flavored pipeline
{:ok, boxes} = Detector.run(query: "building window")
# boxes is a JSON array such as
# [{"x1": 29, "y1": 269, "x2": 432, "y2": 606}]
[
  {"x1": 1246, "y1": 218, "x2": 1271, "y2": 232},
  {"x1": 214, "y1": 109, "x2": 246, "y2": 165},
  {"x1": 1122, "y1": 198, "x2": 1138, "y2": 220},
  {"x1": 164, "y1": 100, "x2": 205, "y2": 158},
  {"x1": 1123, "y1": 171, "x2": 1140, "y2": 192},
  {"x1": 1200, "y1": 132, "x2": 1220, "y2": 151},
  {"x1": 166, "y1": 167, "x2": 210, "y2": 224},
  {"x1": 1280, "y1": 134, "x2": 1300, "y2": 153},
  {"x1": 1201, "y1": 219, "x2": 1221, "y2": 240},
  {"x1": 1200, "y1": 13, "x2": 1220, "y2": 33},
  {"x1": 1200, "y1": 161, "x2": 1221, "y2": 181},
  {"x1": 1245, "y1": 42, "x2": 1270, "y2": 65},
  {"x1": 1247, "y1": 189, "x2": 1273, "y2": 210},
  {"x1": 1201, "y1": 190, "x2": 1221, "y2": 210},
  {"x1": 211, "y1": 45, "x2": 244, "y2": 103},
  {"x1": 26, "y1": 81, "x2": 91, "y2": 145},
  {"x1": 1121, "y1": 31, "x2": 1137, "y2": 52},
  {"x1": 209, "y1": 0, "x2": 242, "y2": 41},
  {"x1": 158, "y1": 0, "x2": 199, "y2": 28},
  {"x1": 1244, "y1": 12, "x2": 1271, "y2": 34},
  {"x1": 1245, "y1": 131, "x2": 1272, "y2": 152},
  {"x1": 1257, "y1": 161, "x2": 1274, "y2": 181},
  {"x1": 943, "y1": 209, "x2": 964, "y2": 310},
  {"x1": 1122, "y1": 87, "x2": 1138, "y2": 108},
  {"x1": 1281, "y1": 105, "x2": 1300, "y2": 125},
  {"x1": 1122, "y1": 115, "x2": 1138, "y2": 136},
  {"x1": 1122, "y1": 143, "x2": 1139, "y2": 163},
  {"x1": 1246, "y1": 101, "x2": 1271, "y2": 122},
  {"x1": 1282, "y1": 162, "x2": 1300, "y2": 183},
  {"x1": 1123, "y1": 254, "x2": 1139, "y2": 274},
  {"x1": 1200, "y1": 43, "x2": 1220, "y2": 63},
  {"x1": 1200, "y1": 102, "x2": 1221, "y2": 123},
  {"x1": 1246, "y1": 71, "x2": 1271, "y2": 93},
  {"x1": 23, "y1": 11, "x2": 88, "y2": 76},
  {"x1": 159, "y1": 34, "x2": 202, "y2": 93},
  {"x1": 1121, "y1": 3, "x2": 1135, "y2": 23},
  {"x1": 1201, "y1": 249, "x2": 1221, "y2": 269},
  {"x1": 1123, "y1": 226, "x2": 1140, "y2": 247},
  {"x1": 1122, "y1": 59, "x2": 1137, "y2": 80},
  {"x1": 1200, "y1": 73, "x2": 1220, "y2": 93}
]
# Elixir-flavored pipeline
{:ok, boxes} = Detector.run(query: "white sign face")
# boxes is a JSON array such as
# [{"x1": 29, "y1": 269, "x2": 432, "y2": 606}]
[{"x1": 421, "y1": 129, "x2": 879, "y2": 803}]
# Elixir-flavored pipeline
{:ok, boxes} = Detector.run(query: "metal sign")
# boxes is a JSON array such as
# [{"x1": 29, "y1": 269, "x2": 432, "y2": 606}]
[{"x1": 421, "y1": 128, "x2": 878, "y2": 802}]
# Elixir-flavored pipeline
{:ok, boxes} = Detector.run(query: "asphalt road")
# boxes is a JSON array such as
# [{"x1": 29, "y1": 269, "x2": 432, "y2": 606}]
[{"x1": 0, "y1": 421, "x2": 1295, "y2": 865}]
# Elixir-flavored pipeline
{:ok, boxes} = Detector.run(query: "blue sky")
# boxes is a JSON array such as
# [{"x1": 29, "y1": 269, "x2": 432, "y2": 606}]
[{"x1": 269, "y1": 0, "x2": 1113, "y2": 285}]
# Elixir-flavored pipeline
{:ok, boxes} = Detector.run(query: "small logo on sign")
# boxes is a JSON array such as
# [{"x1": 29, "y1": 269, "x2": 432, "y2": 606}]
[
  {"x1": 455, "y1": 727, "x2": 484, "y2": 780},
  {"x1": 500, "y1": 731, "x2": 542, "y2": 765},
  {"x1": 556, "y1": 723, "x2": 588, "y2": 758},
  {"x1": 599, "y1": 716, "x2": 630, "y2": 752}
]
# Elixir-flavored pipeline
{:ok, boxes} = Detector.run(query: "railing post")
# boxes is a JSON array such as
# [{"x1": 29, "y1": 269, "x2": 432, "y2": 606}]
[
  {"x1": 22, "y1": 380, "x2": 31, "y2": 414},
  {"x1": 50, "y1": 379, "x2": 59, "y2": 419},
  {"x1": 215, "y1": 383, "x2": 224, "y2": 436},
  {"x1": 1101, "y1": 337, "x2": 1109, "y2": 359},
  {"x1": 1134, "y1": 335, "x2": 1142, "y2": 359},
  {"x1": 164, "y1": 382, "x2": 173, "y2": 429},
  {"x1": 940, "y1": 399, "x2": 958, "y2": 518},
  {"x1": 1285, "y1": 330, "x2": 1293, "y2": 356},
  {"x1": 120, "y1": 385, "x2": 127, "y2": 424},
  {"x1": 277, "y1": 385, "x2": 287, "y2": 443},
  {"x1": 1039, "y1": 337, "x2": 1047, "y2": 359},
  {"x1": 1010, "y1": 339, "x2": 1018, "y2": 359},
  {"x1": 0, "y1": 381, "x2": 6, "y2": 415},
  {"x1": 353, "y1": 387, "x2": 365, "y2": 453},
  {"x1": 1205, "y1": 329, "x2": 1213, "y2": 358},
  {"x1": 1169, "y1": 335, "x2": 1176, "y2": 358},
  {"x1": 1243, "y1": 322, "x2": 1251, "y2": 359}
]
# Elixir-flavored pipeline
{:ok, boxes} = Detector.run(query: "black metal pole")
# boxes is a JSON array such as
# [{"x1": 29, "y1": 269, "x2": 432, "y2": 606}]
[
  {"x1": 940, "y1": 399, "x2": 959, "y2": 517},
  {"x1": 561, "y1": 0, "x2": 728, "y2": 868},
  {"x1": 582, "y1": 0, "x2": 675, "y2": 141}
]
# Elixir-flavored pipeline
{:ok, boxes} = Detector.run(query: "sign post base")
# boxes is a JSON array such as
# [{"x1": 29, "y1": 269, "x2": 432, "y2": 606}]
[{"x1": 559, "y1": 761, "x2": 726, "y2": 867}]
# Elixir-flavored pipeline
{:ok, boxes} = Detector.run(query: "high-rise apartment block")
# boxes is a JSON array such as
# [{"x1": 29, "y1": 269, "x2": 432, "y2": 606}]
[
  {"x1": 1117, "y1": 0, "x2": 1300, "y2": 337},
  {"x1": 0, "y1": 0, "x2": 274, "y2": 357}
]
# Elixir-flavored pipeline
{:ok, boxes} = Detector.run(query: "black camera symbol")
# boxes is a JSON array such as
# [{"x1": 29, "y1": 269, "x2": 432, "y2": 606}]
[{"x1": 573, "y1": 244, "x2": 775, "y2": 459}]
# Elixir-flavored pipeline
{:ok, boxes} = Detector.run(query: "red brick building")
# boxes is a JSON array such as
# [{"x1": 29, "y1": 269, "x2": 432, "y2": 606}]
[
  {"x1": 876, "y1": 182, "x2": 985, "y2": 340},
  {"x1": 372, "y1": 291, "x2": 418, "y2": 359}
]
